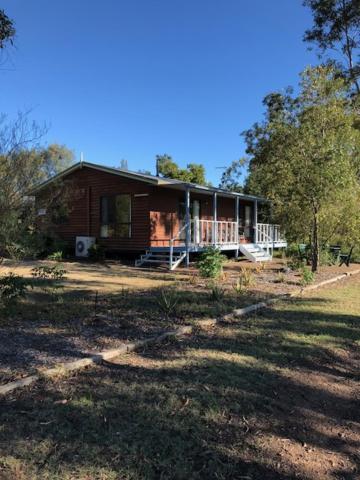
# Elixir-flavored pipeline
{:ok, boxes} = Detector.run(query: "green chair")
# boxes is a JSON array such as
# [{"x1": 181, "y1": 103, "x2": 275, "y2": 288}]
[{"x1": 339, "y1": 246, "x2": 354, "y2": 267}]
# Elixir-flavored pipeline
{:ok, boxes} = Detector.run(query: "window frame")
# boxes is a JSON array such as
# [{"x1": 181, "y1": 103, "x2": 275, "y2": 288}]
[{"x1": 100, "y1": 194, "x2": 132, "y2": 239}]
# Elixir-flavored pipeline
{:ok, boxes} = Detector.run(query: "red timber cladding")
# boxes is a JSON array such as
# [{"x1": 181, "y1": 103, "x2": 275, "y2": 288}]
[
  {"x1": 149, "y1": 187, "x2": 254, "y2": 246},
  {"x1": 45, "y1": 166, "x2": 151, "y2": 251}
]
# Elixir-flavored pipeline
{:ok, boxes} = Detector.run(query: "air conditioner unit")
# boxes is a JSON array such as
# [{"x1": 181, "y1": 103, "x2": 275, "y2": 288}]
[{"x1": 75, "y1": 236, "x2": 96, "y2": 257}]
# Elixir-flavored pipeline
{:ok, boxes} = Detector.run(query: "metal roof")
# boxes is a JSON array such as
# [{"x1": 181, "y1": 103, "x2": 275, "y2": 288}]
[{"x1": 30, "y1": 161, "x2": 268, "y2": 202}]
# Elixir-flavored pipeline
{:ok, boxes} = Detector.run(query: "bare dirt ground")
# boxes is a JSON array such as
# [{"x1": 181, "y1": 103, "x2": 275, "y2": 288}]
[
  {"x1": 0, "y1": 258, "x2": 358, "y2": 385},
  {"x1": 0, "y1": 274, "x2": 359, "y2": 479}
]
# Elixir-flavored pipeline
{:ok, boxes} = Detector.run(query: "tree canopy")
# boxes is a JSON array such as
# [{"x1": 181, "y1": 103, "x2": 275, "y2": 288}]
[
  {"x1": 303, "y1": 0, "x2": 360, "y2": 93},
  {"x1": 156, "y1": 154, "x2": 208, "y2": 185},
  {"x1": 0, "y1": 9, "x2": 15, "y2": 50},
  {"x1": 219, "y1": 159, "x2": 246, "y2": 192},
  {"x1": 0, "y1": 113, "x2": 75, "y2": 257},
  {"x1": 244, "y1": 65, "x2": 360, "y2": 271}
]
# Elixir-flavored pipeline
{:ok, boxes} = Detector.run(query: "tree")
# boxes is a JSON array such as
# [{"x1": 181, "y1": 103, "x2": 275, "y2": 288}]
[
  {"x1": 0, "y1": 9, "x2": 15, "y2": 50},
  {"x1": 39, "y1": 143, "x2": 75, "y2": 179},
  {"x1": 303, "y1": 0, "x2": 360, "y2": 94},
  {"x1": 156, "y1": 154, "x2": 208, "y2": 185},
  {"x1": 219, "y1": 159, "x2": 247, "y2": 192},
  {"x1": 0, "y1": 113, "x2": 74, "y2": 257},
  {"x1": 244, "y1": 65, "x2": 360, "y2": 272}
]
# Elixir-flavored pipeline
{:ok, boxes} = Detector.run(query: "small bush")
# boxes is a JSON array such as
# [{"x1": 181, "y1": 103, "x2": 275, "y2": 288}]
[
  {"x1": 208, "y1": 281, "x2": 226, "y2": 302},
  {"x1": 300, "y1": 266, "x2": 315, "y2": 286},
  {"x1": 0, "y1": 273, "x2": 31, "y2": 307},
  {"x1": 234, "y1": 267, "x2": 254, "y2": 294},
  {"x1": 156, "y1": 288, "x2": 179, "y2": 319},
  {"x1": 31, "y1": 265, "x2": 67, "y2": 281},
  {"x1": 88, "y1": 243, "x2": 105, "y2": 261},
  {"x1": 47, "y1": 251, "x2": 63, "y2": 262},
  {"x1": 288, "y1": 257, "x2": 306, "y2": 271},
  {"x1": 319, "y1": 248, "x2": 338, "y2": 267},
  {"x1": 197, "y1": 248, "x2": 227, "y2": 279},
  {"x1": 274, "y1": 272, "x2": 286, "y2": 284},
  {"x1": 5, "y1": 243, "x2": 26, "y2": 262}
]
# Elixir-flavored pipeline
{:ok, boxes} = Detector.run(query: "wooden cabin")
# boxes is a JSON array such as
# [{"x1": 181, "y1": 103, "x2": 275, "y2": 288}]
[{"x1": 33, "y1": 161, "x2": 286, "y2": 269}]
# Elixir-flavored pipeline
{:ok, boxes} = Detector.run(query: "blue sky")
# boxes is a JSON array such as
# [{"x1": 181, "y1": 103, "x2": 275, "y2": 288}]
[{"x1": 1, "y1": 0, "x2": 318, "y2": 185}]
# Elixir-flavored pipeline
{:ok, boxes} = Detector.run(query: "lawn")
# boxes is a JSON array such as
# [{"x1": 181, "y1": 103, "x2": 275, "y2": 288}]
[{"x1": 0, "y1": 274, "x2": 359, "y2": 479}]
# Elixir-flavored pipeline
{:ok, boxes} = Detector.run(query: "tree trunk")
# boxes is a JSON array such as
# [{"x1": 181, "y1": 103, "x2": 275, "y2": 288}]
[
  {"x1": 342, "y1": 0, "x2": 360, "y2": 95},
  {"x1": 311, "y1": 208, "x2": 319, "y2": 272}
]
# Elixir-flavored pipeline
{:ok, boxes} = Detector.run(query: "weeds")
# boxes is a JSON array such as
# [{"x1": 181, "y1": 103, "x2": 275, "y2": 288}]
[
  {"x1": 0, "y1": 273, "x2": 32, "y2": 308},
  {"x1": 300, "y1": 266, "x2": 315, "y2": 286},
  {"x1": 47, "y1": 251, "x2": 63, "y2": 262},
  {"x1": 232, "y1": 267, "x2": 254, "y2": 295},
  {"x1": 31, "y1": 265, "x2": 67, "y2": 281},
  {"x1": 208, "y1": 281, "x2": 226, "y2": 302},
  {"x1": 275, "y1": 272, "x2": 286, "y2": 283},
  {"x1": 156, "y1": 288, "x2": 179, "y2": 319}
]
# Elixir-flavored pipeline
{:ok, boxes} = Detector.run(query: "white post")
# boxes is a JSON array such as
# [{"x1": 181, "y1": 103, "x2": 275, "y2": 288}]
[
  {"x1": 213, "y1": 193, "x2": 217, "y2": 246},
  {"x1": 235, "y1": 197, "x2": 239, "y2": 258},
  {"x1": 254, "y1": 200, "x2": 258, "y2": 244},
  {"x1": 169, "y1": 240, "x2": 173, "y2": 270},
  {"x1": 185, "y1": 187, "x2": 190, "y2": 267}
]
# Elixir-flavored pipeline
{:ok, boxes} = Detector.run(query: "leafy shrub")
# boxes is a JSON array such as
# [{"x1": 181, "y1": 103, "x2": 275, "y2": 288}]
[
  {"x1": 0, "y1": 273, "x2": 31, "y2": 307},
  {"x1": 232, "y1": 267, "x2": 254, "y2": 295},
  {"x1": 285, "y1": 243, "x2": 300, "y2": 259},
  {"x1": 208, "y1": 281, "x2": 226, "y2": 302},
  {"x1": 300, "y1": 266, "x2": 315, "y2": 286},
  {"x1": 319, "y1": 248, "x2": 338, "y2": 266},
  {"x1": 47, "y1": 251, "x2": 63, "y2": 262},
  {"x1": 5, "y1": 243, "x2": 26, "y2": 261},
  {"x1": 31, "y1": 265, "x2": 67, "y2": 281},
  {"x1": 197, "y1": 247, "x2": 227, "y2": 279},
  {"x1": 156, "y1": 288, "x2": 179, "y2": 319},
  {"x1": 88, "y1": 243, "x2": 105, "y2": 261}
]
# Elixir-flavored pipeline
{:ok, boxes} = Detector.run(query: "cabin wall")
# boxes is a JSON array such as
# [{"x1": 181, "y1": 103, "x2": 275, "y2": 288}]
[
  {"x1": 38, "y1": 166, "x2": 151, "y2": 251},
  {"x1": 149, "y1": 187, "x2": 254, "y2": 246},
  {"x1": 37, "y1": 166, "x2": 256, "y2": 252}
]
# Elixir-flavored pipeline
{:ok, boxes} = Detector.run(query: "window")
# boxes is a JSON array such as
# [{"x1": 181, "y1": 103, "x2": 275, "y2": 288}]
[{"x1": 100, "y1": 194, "x2": 131, "y2": 238}]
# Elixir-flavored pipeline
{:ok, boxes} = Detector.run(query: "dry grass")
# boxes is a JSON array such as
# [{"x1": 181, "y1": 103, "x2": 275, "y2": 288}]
[{"x1": 0, "y1": 275, "x2": 359, "y2": 479}]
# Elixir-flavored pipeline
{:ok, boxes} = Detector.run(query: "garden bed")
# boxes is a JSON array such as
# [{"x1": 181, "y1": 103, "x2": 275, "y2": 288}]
[
  {"x1": 0, "y1": 258, "x2": 358, "y2": 384},
  {"x1": 0, "y1": 274, "x2": 359, "y2": 479}
]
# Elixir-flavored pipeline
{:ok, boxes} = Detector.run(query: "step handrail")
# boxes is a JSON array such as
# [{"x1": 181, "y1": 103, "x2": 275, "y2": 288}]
[
  {"x1": 254, "y1": 224, "x2": 273, "y2": 256},
  {"x1": 169, "y1": 222, "x2": 189, "y2": 269}
]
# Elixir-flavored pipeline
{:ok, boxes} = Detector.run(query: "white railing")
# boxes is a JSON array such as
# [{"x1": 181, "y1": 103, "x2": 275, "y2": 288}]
[
  {"x1": 170, "y1": 221, "x2": 284, "y2": 257},
  {"x1": 255, "y1": 223, "x2": 284, "y2": 244},
  {"x1": 255, "y1": 223, "x2": 285, "y2": 257},
  {"x1": 169, "y1": 222, "x2": 189, "y2": 270},
  {"x1": 191, "y1": 220, "x2": 239, "y2": 246}
]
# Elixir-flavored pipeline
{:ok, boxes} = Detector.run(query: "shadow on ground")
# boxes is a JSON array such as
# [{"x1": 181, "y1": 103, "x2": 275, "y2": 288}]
[{"x1": 0, "y1": 291, "x2": 359, "y2": 479}]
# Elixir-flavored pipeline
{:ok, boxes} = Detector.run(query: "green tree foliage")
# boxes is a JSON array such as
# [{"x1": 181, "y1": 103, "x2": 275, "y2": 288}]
[
  {"x1": 0, "y1": 9, "x2": 15, "y2": 50},
  {"x1": 156, "y1": 154, "x2": 208, "y2": 185},
  {"x1": 0, "y1": 113, "x2": 75, "y2": 257},
  {"x1": 244, "y1": 65, "x2": 360, "y2": 271},
  {"x1": 39, "y1": 143, "x2": 75, "y2": 179},
  {"x1": 219, "y1": 159, "x2": 246, "y2": 192},
  {"x1": 303, "y1": 0, "x2": 360, "y2": 94}
]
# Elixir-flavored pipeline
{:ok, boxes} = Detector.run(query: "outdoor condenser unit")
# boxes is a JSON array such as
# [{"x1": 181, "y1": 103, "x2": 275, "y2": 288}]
[{"x1": 75, "y1": 236, "x2": 96, "y2": 257}]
